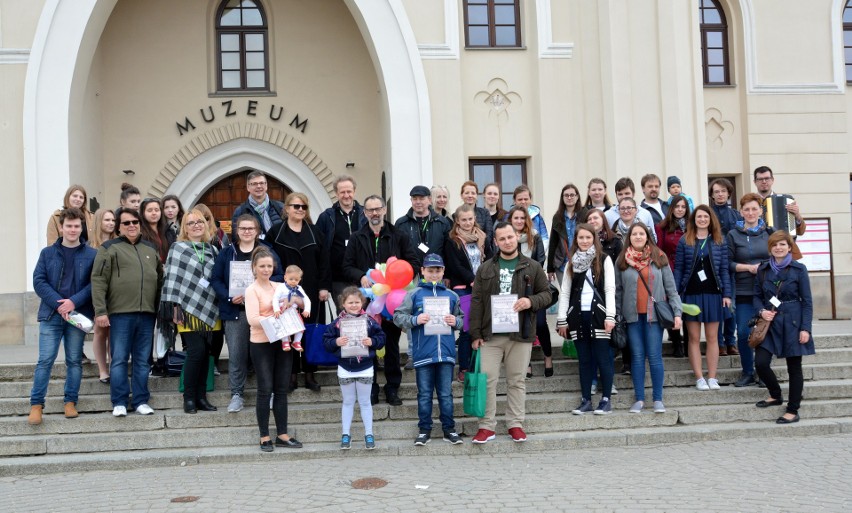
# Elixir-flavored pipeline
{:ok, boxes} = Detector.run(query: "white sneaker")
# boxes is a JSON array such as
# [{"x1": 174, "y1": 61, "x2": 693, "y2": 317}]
[
  {"x1": 228, "y1": 394, "x2": 244, "y2": 413},
  {"x1": 629, "y1": 401, "x2": 644, "y2": 413},
  {"x1": 611, "y1": 384, "x2": 618, "y2": 395},
  {"x1": 653, "y1": 401, "x2": 666, "y2": 413},
  {"x1": 135, "y1": 404, "x2": 154, "y2": 415},
  {"x1": 708, "y1": 378, "x2": 721, "y2": 390},
  {"x1": 112, "y1": 406, "x2": 127, "y2": 417},
  {"x1": 696, "y1": 378, "x2": 710, "y2": 391}
]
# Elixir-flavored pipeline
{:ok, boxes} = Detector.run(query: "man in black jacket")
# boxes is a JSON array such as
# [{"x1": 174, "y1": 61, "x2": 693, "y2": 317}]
[
  {"x1": 230, "y1": 170, "x2": 284, "y2": 241},
  {"x1": 315, "y1": 175, "x2": 366, "y2": 305},
  {"x1": 343, "y1": 195, "x2": 419, "y2": 405},
  {"x1": 394, "y1": 185, "x2": 452, "y2": 270}
]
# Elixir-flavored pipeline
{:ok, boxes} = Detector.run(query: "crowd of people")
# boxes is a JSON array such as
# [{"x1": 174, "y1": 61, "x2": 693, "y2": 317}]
[{"x1": 27, "y1": 166, "x2": 815, "y2": 448}]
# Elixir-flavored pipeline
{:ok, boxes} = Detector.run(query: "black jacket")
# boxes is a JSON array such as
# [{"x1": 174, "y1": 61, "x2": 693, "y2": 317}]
[
  {"x1": 268, "y1": 221, "x2": 331, "y2": 323},
  {"x1": 443, "y1": 238, "x2": 494, "y2": 288},
  {"x1": 231, "y1": 197, "x2": 285, "y2": 240},
  {"x1": 342, "y1": 222, "x2": 419, "y2": 285},
  {"x1": 394, "y1": 207, "x2": 452, "y2": 268},
  {"x1": 315, "y1": 201, "x2": 367, "y2": 252}
]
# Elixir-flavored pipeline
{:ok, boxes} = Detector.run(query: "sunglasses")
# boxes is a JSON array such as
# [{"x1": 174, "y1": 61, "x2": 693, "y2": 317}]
[
  {"x1": 289, "y1": 204, "x2": 308, "y2": 210},
  {"x1": 120, "y1": 220, "x2": 140, "y2": 226}
]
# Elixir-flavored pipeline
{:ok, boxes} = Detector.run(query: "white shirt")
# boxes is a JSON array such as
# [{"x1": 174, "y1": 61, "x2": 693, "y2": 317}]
[{"x1": 605, "y1": 206, "x2": 658, "y2": 242}]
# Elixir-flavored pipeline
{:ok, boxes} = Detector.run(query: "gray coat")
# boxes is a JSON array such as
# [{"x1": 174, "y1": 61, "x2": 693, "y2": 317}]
[{"x1": 615, "y1": 263, "x2": 683, "y2": 324}]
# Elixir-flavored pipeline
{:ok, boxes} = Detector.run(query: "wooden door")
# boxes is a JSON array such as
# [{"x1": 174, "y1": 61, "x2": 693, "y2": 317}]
[{"x1": 195, "y1": 172, "x2": 291, "y2": 231}]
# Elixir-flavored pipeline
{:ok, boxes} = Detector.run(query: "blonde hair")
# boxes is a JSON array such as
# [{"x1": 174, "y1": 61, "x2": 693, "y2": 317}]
[
  {"x1": 285, "y1": 265, "x2": 304, "y2": 277},
  {"x1": 192, "y1": 203, "x2": 219, "y2": 241},
  {"x1": 91, "y1": 208, "x2": 117, "y2": 248},
  {"x1": 178, "y1": 208, "x2": 208, "y2": 242}
]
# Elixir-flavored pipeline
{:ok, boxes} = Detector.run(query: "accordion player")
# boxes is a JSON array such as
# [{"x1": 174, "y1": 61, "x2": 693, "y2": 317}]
[{"x1": 763, "y1": 194, "x2": 799, "y2": 235}]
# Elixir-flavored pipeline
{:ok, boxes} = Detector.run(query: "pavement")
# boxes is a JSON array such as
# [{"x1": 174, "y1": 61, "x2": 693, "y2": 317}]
[{"x1": 1, "y1": 432, "x2": 850, "y2": 512}]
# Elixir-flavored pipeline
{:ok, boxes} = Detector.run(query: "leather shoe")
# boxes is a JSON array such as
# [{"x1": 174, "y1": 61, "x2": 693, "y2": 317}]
[
  {"x1": 197, "y1": 398, "x2": 218, "y2": 411},
  {"x1": 288, "y1": 375, "x2": 298, "y2": 393},
  {"x1": 718, "y1": 346, "x2": 728, "y2": 356},
  {"x1": 260, "y1": 439, "x2": 274, "y2": 452},
  {"x1": 734, "y1": 373, "x2": 756, "y2": 387},
  {"x1": 776, "y1": 414, "x2": 799, "y2": 424},
  {"x1": 756, "y1": 398, "x2": 784, "y2": 408},
  {"x1": 184, "y1": 400, "x2": 197, "y2": 414},
  {"x1": 726, "y1": 345, "x2": 739, "y2": 356},
  {"x1": 371, "y1": 392, "x2": 379, "y2": 405},
  {"x1": 386, "y1": 390, "x2": 403, "y2": 406},
  {"x1": 276, "y1": 436, "x2": 303, "y2": 448},
  {"x1": 304, "y1": 373, "x2": 321, "y2": 392}
]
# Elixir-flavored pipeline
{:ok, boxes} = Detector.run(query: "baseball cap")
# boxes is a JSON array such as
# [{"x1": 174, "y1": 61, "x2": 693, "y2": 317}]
[{"x1": 422, "y1": 253, "x2": 444, "y2": 268}]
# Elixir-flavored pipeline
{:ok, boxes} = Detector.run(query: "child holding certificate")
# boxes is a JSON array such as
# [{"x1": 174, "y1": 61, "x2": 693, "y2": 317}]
[
  {"x1": 323, "y1": 287, "x2": 385, "y2": 450},
  {"x1": 393, "y1": 254, "x2": 465, "y2": 446},
  {"x1": 272, "y1": 265, "x2": 311, "y2": 351}
]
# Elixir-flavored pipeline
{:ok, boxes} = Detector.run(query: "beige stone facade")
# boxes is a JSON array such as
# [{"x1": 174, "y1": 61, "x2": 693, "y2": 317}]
[{"x1": 1, "y1": 0, "x2": 850, "y2": 344}]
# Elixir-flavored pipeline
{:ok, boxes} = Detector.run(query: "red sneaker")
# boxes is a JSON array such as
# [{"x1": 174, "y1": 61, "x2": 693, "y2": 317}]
[
  {"x1": 292, "y1": 340, "x2": 303, "y2": 352},
  {"x1": 472, "y1": 429, "x2": 496, "y2": 444},
  {"x1": 508, "y1": 427, "x2": 527, "y2": 443},
  {"x1": 281, "y1": 340, "x2": 291, "y2": 351}
]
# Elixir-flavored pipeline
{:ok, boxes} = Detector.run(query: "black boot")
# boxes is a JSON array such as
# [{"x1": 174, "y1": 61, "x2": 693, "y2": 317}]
[
  {"x1": 183, "y1": 399, "x2": 197, "y2": 414},
  {"x1": 672, "y1": 340, "x2": 685, "y2": 358},
  {"x1": 304, "y1": 372, "x2": 321, "y2": 392}
]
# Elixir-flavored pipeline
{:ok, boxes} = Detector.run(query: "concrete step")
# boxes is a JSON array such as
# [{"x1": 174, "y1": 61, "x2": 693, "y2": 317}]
[
  {"x1": 1, "y1": 416, "x2": 850, "y2": 477},
  {"x1": 676, "y1": 398, "x2": 852, "y2": 425}
]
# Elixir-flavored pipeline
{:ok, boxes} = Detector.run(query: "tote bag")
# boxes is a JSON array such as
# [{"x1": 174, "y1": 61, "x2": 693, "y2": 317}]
[
  {"x1": 463, "y1": 349, "x2": 487, "y2": 418},
  {"x1": 304, "y1": 300, "x2": 339, "y2": 366}
]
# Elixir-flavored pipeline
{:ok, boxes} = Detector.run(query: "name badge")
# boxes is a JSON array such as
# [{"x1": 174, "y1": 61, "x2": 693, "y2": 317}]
[
  {"x1": 345, "y1": 239, "x2": 349, "y2": 247},
  {"x1": 258, "y1": 234, "x2": 266, "y2": 240},
  {"x1": 418, "y1": 243, "x2": 430, "y2": 253},
  {"x1": 199, "y1": 278, "x2": 210, "y2": 288},
  {"x1": 697, "y1": 270, "x2": 707, "y2": 282},
  {"x1": 769, "y1": 296, "x2": 781, "y2": 308}
]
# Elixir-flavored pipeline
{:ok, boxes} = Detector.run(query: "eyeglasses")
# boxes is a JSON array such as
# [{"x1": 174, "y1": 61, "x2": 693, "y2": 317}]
[
  {"x1": 563, "y1": 193, "x2": 578, "y2": 199},
  {"x1": 248, "y1": 181, "x2": 267, "y2": 187},
  {"x1": 186, "y1": 220, "x2": 205, "y2": 227},
  {"x1": 237, "y1": 226, "x2": 257, "y2": 232},
  {"x1": 619, "y1": 207, "x2": 637, "y2": 212},
  {"x1": 289, "y1": 204, "x2": 308, "y2": 211},
  {"x1": 120, "y1": 220, "x2": 140, "y2": 226},
  {"x1": 365, "y1": 207, "x2": 384, "y2": 214},
  {"x1": 755, "y1": 177, "x2": 773, "y2": 182}
]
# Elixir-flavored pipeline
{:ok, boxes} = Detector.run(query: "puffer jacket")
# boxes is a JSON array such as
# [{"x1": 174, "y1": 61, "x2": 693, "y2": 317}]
[
  {"x1": 711, "y1": 203, "x2": 742, "y2": 236},
  {"x1": 674, "y1": 236, "x2": 731, "y2": 298},
  {"x1": 33, "y1": 239, "x2": 97, "y2": 321},
  {"x1": 323, "y1": 312, "x2": 386, "y2": 373},
  {"x1": 393, "y1": 281, "x2": 463, "y2": 367},
  {"x1": 726, "y1": 222, "x2": 771, "y2": 297}
]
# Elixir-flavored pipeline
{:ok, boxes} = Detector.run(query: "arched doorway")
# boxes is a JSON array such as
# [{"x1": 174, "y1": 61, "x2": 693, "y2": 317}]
[{"x1": 195, "y1": 171, "x2": 291, "y2": 231}]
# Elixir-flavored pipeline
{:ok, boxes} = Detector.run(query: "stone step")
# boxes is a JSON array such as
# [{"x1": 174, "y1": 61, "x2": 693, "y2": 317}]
[
  {"x1": 1, "y1": 416, "x2": 850, "y2": 477},
  {"x1": 676, "y1": 398, "x2": 852, "y2": 425}
]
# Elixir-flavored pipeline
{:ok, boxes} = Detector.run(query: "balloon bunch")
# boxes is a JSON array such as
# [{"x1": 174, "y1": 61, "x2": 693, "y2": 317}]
[{"x1": 360, "y1": 257, "x2": 416, "y2": 317}]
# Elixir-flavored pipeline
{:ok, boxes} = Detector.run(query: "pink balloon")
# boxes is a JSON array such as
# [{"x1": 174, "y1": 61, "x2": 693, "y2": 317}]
[
  {"x1": 386, "y1": 256, "x2": 398, "y2": 266},
  {"x1": 366, "y1": 295, "x2": 386, "y2": 315},
  {"x1": 369, "y1": 269, "x2": 386, "y2": 284},
  {"x1": 385, "y1": 260, "x2": 414, "y2": 290},
  {"x1": 385, "y1": 289, "x2": 408, "y2": 315}
]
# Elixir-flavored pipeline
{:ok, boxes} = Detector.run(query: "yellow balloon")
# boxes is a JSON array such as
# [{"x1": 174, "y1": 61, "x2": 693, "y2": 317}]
[{"x1": 372, "y1": 283, "x2": 391, "y2": 296}]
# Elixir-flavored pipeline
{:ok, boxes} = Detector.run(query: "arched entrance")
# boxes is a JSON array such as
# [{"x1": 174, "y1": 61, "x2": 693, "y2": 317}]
[{"x1": 196, "y1": 171, "x2": 291, "y2": 230}]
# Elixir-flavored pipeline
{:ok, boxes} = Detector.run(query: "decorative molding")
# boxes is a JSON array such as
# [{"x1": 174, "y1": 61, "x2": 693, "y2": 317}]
[
  {"x1": 418, "y1": 0, "x2": 459, "y2": 59},
  {"x1": 0, "y1": 48, "x2": 30, "y2": 64},
  {"x1": 536, "y1": 0, "x2": 574, "y2": 59},
  {"x1": 705, "y1": 108, "x2": 735, "y2": 151},
  {"x1": 741, "y1": 0, "x2": 845, "y2": 95},
  {"x1": 474, "y1": 78, "x2": 522, "y2": 121}
]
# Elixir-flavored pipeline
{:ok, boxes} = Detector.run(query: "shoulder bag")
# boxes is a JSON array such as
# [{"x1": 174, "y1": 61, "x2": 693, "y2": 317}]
[
  {"x1": 748, "y1": 268, "x2": 783, "y2": 348},
  {"x1": 637, "y1": 267, "x2": 675, "y2": 329}
]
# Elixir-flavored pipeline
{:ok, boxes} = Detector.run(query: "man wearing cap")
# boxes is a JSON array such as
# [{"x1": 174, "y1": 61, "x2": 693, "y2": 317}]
[
  {"x1": 342, "y1": 194, "x2": 419, "y2": 405},
  {"x1": 468, "y1": 221, "x2": 552, "y2": 444},
  {"x1": 393, "y1": 253, "x2": 465, "y2": 445},
  {"x1": 395, "y1": 185, "x2": 452, "y2": 270},
  {"x1": 665, "y1": 176, "x2": 695, "y2": 213}
]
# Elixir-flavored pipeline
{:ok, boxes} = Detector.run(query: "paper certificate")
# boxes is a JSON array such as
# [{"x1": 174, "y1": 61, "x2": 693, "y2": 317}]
[
  {"x1": 340, "y1": 317, "x2": 369, "y2": 358},
  {"x1": 259, "y1": 308, "x2": 304, "y2": 342},
  {"x1": 229, "y1": 261, "x2": 254, "y2": 297},
  {"x1": 67, "y1": 312, "x2": 94, "y2": 334},
  {"x1": 423, "y1": 296, "x2": 451, "y2": 335},
  {"x1": 490, "y1": 294, "x2": 519, "y2": 333}
]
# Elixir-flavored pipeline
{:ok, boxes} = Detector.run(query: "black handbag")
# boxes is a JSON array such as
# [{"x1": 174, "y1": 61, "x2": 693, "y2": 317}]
[
  {"x1": 637, "y1": 269, "x2": 675, "y2": 329},
  {"x1": 164, "y1": 349, "x2": 186, "y2": 377},
  {"x1": 581, "y1": 273, "x2": 626, "y2": 349}
]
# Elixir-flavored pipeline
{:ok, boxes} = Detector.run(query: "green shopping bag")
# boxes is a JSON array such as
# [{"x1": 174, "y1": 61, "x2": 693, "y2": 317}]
[
  {"x1": 463, "y1": 349, "x2": 487, "y2": 418},
  {"x1": 561, "y1": 338, "x2": 578, "y2": 359},
  {"x1": 178, "y1": 355, "x2": 215, "y2": 393}
]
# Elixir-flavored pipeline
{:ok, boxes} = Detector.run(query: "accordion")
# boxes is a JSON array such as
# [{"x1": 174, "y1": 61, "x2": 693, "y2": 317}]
[{"x1": 763, "y1": 194, "x2": 797, "y2": 234}]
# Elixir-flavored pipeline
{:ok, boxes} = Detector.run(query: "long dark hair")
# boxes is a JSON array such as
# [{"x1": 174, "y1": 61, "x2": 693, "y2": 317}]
[
  {"x1": 555, "y1": 183, "x2": 582, "y2": 221},
  {"x1": 685, "y1": 204, "x2": 723, "y2": 245},
  {"x1": 162, "y1": 194, "x2": 185, "y2": 226},
  {"x1": 566, "y1": 223, "x2": 604, "y2": 282},
  {"x1": 139, "y1": 197, "x2": 170, "y2": 262},
  {"x1": 659, "y1": 195, "x2": 690, "y2": 234},
  {"x1": 616, "y1": 223, "x2": 669, "y2": 270}
]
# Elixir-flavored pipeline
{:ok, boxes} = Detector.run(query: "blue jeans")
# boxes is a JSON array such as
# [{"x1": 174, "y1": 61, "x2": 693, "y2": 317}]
[
  {"x1": 30, "y1": 315, "x2": 85, "y2": 406},
  {"x1": 627, "y1": 314, "x2": 665, "y2": 402},
  {"x1": 734, "y1": 295, "x2": 756, "y2": 375},
  {"x1": 109, "y1": 313, "x2": 155, "y2": 409},
  {"x1": 414, "y1": 362, "x2": 455, "y2": 432}
]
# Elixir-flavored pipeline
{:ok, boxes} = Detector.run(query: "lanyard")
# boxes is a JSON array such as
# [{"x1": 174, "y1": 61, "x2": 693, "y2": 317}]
[
  {"x1": 419, "y1": 216, "x2": 430, "y2": 243},
  {"x1": 340, "y1": 208, "x2": 353, "y2": 236},
  {"x1": 373, "y1": 233, "x2": 380, "y2": 264},
  {"x1": 191, "y1": 242, "x2": 206, "y2": 264}
]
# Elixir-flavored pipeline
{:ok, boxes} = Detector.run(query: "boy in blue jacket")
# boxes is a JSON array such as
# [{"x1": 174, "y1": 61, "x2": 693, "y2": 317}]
[{"x1": 393, "y1": 254, "x2": 464, "y2": 445}]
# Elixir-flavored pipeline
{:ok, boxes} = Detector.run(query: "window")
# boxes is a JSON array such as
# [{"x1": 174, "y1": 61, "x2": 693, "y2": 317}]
[
  {"x1": 469, "y1": 159, "x2": 527, "y2": 210},
  {"x1": 463, "y1": 0, "x2": 522, "y2": 48},
  {"x1": 845, "y1": 1, "x2": 852, "y2": 82},
  {"x1": 699, "y1": 0, "x2": 730, "y2": 85},
  {"x1": 216, "y1": 0, "x2": 269, "y2": 92}
]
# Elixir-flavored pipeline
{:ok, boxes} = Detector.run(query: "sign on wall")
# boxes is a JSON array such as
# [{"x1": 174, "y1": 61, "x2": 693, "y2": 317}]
[{"x1": 797, "y1": 219, "x2": 831, "y2": 271}]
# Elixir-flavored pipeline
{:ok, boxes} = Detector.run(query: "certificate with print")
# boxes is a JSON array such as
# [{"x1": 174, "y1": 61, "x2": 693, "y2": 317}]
[
  {"x1": 229, "y1": 261, "x2": 254, "y2": 297},
  {"x1": 259, "y1": 308, "x2": 304, "y2": 341},
  {"x1": 340, "y1": 317, "x2": 370, "y2": 358},
  {"x1": 423, "y1": 296, "x2": 451, "y2": 335},
  {"x1": 490, "y1": 294, "x2": 519, "y2": 333}
]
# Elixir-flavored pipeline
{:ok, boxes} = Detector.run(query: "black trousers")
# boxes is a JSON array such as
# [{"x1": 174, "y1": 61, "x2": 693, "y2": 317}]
[
  {"x1": 536, "y1": 308, "x2": 552, "y2": 358},
  {"x1": 755, "y1": 346, "x2": 804, "y2": 415},
  {"x1": 373, "y1": 318, "x2": 402, "y2": 396},
  {"x1": 250, "y1": 342, "x2": 294, "y2": 438},
  {"x1": 182, "y1": 331, "x2": 211, "y2": 403}
]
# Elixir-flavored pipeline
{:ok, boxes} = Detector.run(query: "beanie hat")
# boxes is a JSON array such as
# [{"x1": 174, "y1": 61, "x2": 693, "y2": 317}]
[{"x1": 667, "y1": 176, "x2": 681, "y2": 189}]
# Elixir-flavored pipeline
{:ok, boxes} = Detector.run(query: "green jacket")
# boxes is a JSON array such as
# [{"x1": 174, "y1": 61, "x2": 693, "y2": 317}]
[
  {"x1": 91, "y1": 236, "x2": 163, "y2": 317},
  {"x1": 468, "y1": 252, "x2": 551, "y2": 343}
]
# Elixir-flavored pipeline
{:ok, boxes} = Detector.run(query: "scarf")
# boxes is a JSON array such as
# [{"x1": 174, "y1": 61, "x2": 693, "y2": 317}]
[
  {"x1": 676, "y1": 217, "x2": 686, "y2": 233},
  {"x1": 517, "y1": 232, "x2": 532, "y2": 258},
  {"x1": 455, "y1": 226, "x2": 486, "y2": 254},
  {"x1": 736, "y1": 218, "x2": 766, "y2": 235},
  {"x1": 249, "y1": 195, "x2": 272, "y2": 231},
  {"x1": 597, "y1": 229, "x2": 608, "y2": 242},
  {"x1": 625, "y1": 245, "x2": 651, "y2": 271},
  {"x1": 159, "y1": 241, "x2": 220, "y2": 333},
  {"x1": 571, "y1": 246, "x2": 596, "y2": 273},
  {"x1": 286, "y1": 284, "x2": 304, "y2": 301},
  {"x1": 770, "y1": 253, "x2": 793, "y2": 274}
]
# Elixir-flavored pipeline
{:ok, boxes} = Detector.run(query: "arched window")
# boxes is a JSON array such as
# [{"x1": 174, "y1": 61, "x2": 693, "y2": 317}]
[
  {"x1": 699, "y1": 0, "x2": 730, "y2": 86},
  {"x1": 844, "y1": 0, "x2": 852, "y2": 82},
  {"x1": 216, "y1": 0, "x2": 269, "y2": 92}
]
